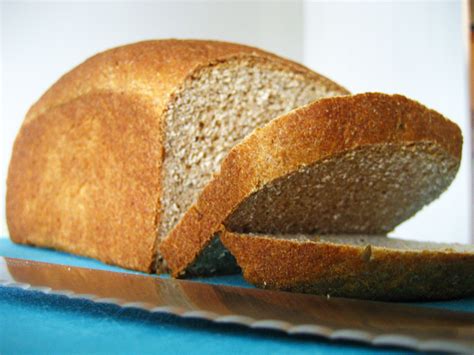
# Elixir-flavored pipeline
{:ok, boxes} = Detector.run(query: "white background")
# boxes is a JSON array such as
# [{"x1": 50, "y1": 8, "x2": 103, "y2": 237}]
[{"x1": 1, "y1": 1, "x2": 471, "y2": 243}]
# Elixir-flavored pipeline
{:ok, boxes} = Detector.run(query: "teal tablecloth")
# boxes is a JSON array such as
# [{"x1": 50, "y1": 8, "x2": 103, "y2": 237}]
[{"x1": 1, "y1": 238, "x2": 473, "y2": 354}]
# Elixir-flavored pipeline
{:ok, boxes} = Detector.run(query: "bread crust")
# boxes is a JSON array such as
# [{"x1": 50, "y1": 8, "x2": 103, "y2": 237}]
[
  {"x1": 220, "y1": 231, "x2": 474, "y2": 301},
  {"x1": 160, "y1": 93, "x2": 462, "y2": 277},
  {"x1": 25, "y1": 39, "x2": 349, "y2": 125},
  {"x1": 8, "y1": 40, "x2": 347, "y2": 271},
  {"x1": 7, "y1": 93, "x2": 162, "y2": 272}
]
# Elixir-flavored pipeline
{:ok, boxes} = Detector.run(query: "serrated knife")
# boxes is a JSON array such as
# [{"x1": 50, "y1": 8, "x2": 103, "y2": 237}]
[{"x1": 1, "y1": 257, "x2": 473, "y2": 353}]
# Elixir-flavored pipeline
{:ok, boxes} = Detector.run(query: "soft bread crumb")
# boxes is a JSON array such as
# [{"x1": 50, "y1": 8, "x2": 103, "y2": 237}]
[
  {"x1": 225, "y1": 143, "x2": 458, "y2": 235},
  {"x1": 160, "y1": 59, "x2": 342, "y2": 240}
]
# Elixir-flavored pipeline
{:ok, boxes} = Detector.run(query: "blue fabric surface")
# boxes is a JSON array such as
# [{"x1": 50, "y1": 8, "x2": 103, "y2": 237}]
[{"x1": 0, "y1": 238, "x2": 473, "y2": 355}]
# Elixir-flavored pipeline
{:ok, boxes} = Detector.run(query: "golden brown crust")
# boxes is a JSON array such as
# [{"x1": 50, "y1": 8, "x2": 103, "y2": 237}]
[
  {"x1": 7, "y1": 92, "x2": 162, "y2": 272},
  {"x1": 8, "y1": 39, "x2": 348, "y2": 272},
  {"x1": 159, "y1": 93, "x2": 462, "y2": 277},
  {"x1": 221, "y1": 231, "x2": 474, "y2": 301},
  {"x1": 25, "y1": 39, "x2": 349, "y2": 125}
]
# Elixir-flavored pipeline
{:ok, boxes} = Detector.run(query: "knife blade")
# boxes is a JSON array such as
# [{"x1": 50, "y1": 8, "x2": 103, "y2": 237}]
[{"x1": 1, "y1": 257, "x2": 473, "y2": 353}]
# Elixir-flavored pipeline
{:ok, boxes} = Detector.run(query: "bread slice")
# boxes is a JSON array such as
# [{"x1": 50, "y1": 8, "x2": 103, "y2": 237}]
[
  {"x1": 7, "y1": 40, "x2": 348, "y2": 272},
  {"x1": 220, "y1": 232, "x2": 474, "y2": 301},
  {"x1": 160, "y1": 93, "x2": 462, "y2": 277}
]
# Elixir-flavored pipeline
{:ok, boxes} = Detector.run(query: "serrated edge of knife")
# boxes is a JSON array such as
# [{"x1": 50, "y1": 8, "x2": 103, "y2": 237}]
[{"x1": 0, "y1": 279, "x2": 472, "y2": 354}]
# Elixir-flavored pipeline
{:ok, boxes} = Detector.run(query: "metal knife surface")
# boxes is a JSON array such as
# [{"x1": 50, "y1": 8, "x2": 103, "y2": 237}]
[{"x1": 1, "y1": 257, "x2": 473, "y2": 353}]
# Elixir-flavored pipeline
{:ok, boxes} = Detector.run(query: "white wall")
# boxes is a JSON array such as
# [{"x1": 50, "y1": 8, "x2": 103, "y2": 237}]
[{"x1": 1, "y1": 1, "x2": 471, "y2": 243}]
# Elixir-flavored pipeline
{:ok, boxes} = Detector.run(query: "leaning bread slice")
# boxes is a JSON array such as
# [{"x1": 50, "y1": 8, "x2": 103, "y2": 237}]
[
  {"x1": 160, "y1": 93, "x2": 462, "y2": 277},
  {"x1": 220, "y1": 232, "x2": 474, "y2": 301}
]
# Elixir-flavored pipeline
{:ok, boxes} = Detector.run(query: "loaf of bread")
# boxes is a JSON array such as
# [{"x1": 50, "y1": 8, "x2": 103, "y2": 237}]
[
  {"x1": 220, "y1": 232, "x2": 474, "y2": 301},
  {"x1": 8, "y1": 39, "x2": 470, "y2": 301},
  {"x1": 160, "y1": 93, "x2": 462, "y2": 278},
  {"x1": 6, "y1": 40, "x2": 349, "y2": 272}
]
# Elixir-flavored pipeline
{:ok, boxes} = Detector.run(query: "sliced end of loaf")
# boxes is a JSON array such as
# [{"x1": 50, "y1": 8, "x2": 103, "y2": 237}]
[
  {"x1": 157, "y1": 56, "x2": 348, "y2": 270},
  {"x1": 221, "y1": 232, "x2": 474, "y2": 301}
]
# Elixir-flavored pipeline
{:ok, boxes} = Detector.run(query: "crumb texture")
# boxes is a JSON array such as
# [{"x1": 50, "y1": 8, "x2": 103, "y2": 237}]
[
  {"x1": 160, "y1": 58, "x2": 343, "y2": 238},
  {"x1": 225, "y1": 142, "x2": 459, "y2": 235}
]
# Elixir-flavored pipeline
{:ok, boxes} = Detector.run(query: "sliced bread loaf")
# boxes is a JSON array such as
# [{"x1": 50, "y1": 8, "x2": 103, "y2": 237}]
[
  {"x1": 160, "y1": 93, "x2": 462, "y2": 277},
  {"x1": 7, "y1": 40, "x2": 348, "y2": 272},
  {"x1": 220, "y1": 232, "x2": 474, "y2": 301}
]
